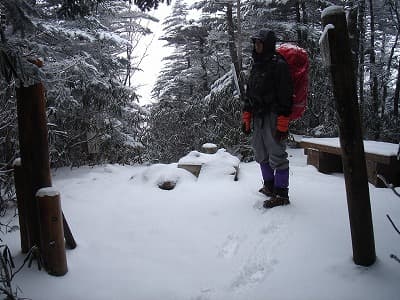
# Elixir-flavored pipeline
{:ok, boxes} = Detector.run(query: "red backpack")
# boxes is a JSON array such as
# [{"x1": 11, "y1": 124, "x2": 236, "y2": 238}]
[{"x1": 276, "y1": 44, "x2": 309, "y2": 121}]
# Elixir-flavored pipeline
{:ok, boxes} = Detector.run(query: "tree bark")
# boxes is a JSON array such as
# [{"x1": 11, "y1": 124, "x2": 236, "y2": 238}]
[
  {"x1": 368, "y1": 0, "x2": 380, "y2": 139},
  {"x1": 236, "y1": 0, "x2": 242, "y2": 70},
  {"x1": 393, "y1": 59, "x2": 400, "y2": 117},
  {"x1": 357, "y1": 0, "x2": 366, "y2": 115},
  {"x1": 295, "y1": 1, "x2": 301, "y2": 42},
  {"x1": 347, "y1": 1, "x2": 359, "y2": 77},
  {"x1": 382, "y1": 32, "x2": 399, "y2": 116},
  {"x1": 388, "y1": 0, "x2": 400, "y2": 117},
  {"x1": 226, "y1": 3, "x2": 244, "y2": 99}
]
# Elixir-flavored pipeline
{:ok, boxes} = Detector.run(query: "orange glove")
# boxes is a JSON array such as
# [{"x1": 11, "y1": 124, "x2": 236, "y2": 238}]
[
  {"x1": 274, "y1": 115, "x2": 290, "y2": 142},
  {"x1": 242, "y1": 111, "x2": 252, "y2": 134}
]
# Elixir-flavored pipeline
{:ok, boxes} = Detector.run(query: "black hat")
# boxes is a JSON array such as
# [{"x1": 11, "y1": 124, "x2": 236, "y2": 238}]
[{"x1": 251, "y1": 29, "x2": 276, "y2": 53}]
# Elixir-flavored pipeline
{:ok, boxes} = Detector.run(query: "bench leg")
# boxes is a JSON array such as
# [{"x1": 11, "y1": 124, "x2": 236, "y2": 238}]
[
  {"x1": 367, "y1": 160, "x2": 400, "y2": 188},
  {"x1": 307, "y1": 149, "x2": 343, "y2": 174}
]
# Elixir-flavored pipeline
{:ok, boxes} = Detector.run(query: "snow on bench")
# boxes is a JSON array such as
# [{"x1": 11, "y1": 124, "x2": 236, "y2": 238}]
[
  {"x1": 178, "y1": 147, "x2": 240, "y2": 181},
  {"x1": 298, "y1": 137, "x2": 400, "y2": 187}
]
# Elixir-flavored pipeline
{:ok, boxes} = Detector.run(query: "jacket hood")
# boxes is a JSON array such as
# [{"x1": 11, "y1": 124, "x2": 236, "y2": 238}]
[{"x1": 251, "y1": 29, "x2": 276, "y2": 54}]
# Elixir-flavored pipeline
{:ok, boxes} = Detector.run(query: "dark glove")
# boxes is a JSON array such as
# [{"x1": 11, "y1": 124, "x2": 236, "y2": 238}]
[
  {"x1": 274, "y1": 115, "x2": 289, "y2": 142},
  {"x1": 242, "y1": 111, "x2": 252, "y2": 135}
]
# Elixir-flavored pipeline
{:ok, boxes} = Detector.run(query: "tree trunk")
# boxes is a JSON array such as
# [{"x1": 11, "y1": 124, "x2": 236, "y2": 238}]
[
  {"x1": 295, "y1": 0, "x2": 301, "y2": 42},
  {"x1": 382, "y1": 32, "x2": 398, "y2": 116},
  {"x1": 393, "y1": 59, "x2": 400, "y2": 117},
  {"x1": 300, "y1": 0, "x2": 308, "y2": 43},
  {"x1": 388, "y1": 0, "x2": 400, "y2": 117},
  {"x1": 199, "y1": 37, "x2": 208, "y2": 92},
  {"x1": 347, "y1": 1, "x2": 359, "y2": 77},
  {"x1": 295, "y1": 1, "x2": 307, "y2": 44},
  {"x1": 357, "y1": 0, "x2": 366, "y2": 116},
  {"x1": 369, "y1": 0, "x2": 380, "y2": 139},
  {"x1": 226, "y1": 3, "x2": 244, "y2": 99},
  {"x1": 236, "y1": 0, "x2": 242, "y2": 70}
]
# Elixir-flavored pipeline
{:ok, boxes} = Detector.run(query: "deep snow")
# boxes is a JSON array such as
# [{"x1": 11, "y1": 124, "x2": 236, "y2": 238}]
[{"x1": 1, "y1": 147, "x2": 400, "y2": 300}]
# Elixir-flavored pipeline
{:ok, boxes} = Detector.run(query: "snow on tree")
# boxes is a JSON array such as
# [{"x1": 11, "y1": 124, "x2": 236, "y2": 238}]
[{"x1": 0, "y1": 0, "x2": 156, "y2": 169}]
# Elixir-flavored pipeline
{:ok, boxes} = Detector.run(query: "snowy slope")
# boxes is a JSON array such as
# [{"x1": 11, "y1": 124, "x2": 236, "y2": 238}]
[{"x1": 2, "y1": 148, "x2": 400, "y2": 300}]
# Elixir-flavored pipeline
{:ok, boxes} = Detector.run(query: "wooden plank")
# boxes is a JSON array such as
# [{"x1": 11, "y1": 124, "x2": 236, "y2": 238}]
[
  {"x1": 299, "y1": 141, "x2": 394, "y2": 164},
  {"x1": 299, "y1": 141, "x2": 342, "y2": 155},
  {"x1": 177, "y1": 163, "x2": 202, "y2": 178}
]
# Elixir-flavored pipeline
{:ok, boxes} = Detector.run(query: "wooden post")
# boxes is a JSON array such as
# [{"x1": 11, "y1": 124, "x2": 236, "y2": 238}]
[
  {"x1": 15, "y1": 81, "x2": 51, "y2": 249},
  {"x1": 321, "y1": 6, "x2": 376, "y2": 266},
  {"x1": 15, "y1": 61, "x2": 75, "y2": 271},
  {"x1": 36, "y1": 188, "x2": 68, "y2": 276},
  {"x1": 13, "y1": 158, "x2": 30, "y2": 253}
]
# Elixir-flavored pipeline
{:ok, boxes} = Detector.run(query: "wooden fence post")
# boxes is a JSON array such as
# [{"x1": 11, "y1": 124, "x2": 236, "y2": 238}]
[
  {"x1": 321, "y1": 6, "x2": 376, "y2": 266},
  {"x1": 36, "y1": 188, "x2": 68, "y2": 276},
  {"x1": 15, "y1": 60, "x2": 75, "y2": 270},
  {"x1": 12, "y1": 158, "x2": 30, "y2": 253},
  {"x1": 15, "y1": 81, "x2": 51, "y2": 250}
]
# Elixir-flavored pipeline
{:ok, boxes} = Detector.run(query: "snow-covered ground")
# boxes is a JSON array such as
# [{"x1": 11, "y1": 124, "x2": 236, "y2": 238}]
[{"x1": 2, "y1": 147, "x2": 400, "y2": 300}]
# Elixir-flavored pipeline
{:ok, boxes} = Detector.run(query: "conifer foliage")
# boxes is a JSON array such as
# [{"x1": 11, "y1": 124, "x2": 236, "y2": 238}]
[
  {"x1": 147, "y1": 0, "x2": 399, "y2": 163},
  {"x1": 0, "y1": 0, "x2": 155, "y2": 247}
]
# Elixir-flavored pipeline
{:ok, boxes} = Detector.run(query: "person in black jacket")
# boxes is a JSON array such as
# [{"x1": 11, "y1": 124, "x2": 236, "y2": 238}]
[{"x1": 242, "y1": 29, "x2": 293, "y2": 208}]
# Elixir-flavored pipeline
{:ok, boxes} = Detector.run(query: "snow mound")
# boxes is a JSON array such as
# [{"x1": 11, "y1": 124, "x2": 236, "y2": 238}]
[
  {"x1": 179, "y1": 148, "x2": 240, "y2": 179},
  {"x1": 136, "y1": 163, "x2": 197, "y2": 188},
  {"x1": 132, "y1": 149, "x2": 241, "y2": 189}
]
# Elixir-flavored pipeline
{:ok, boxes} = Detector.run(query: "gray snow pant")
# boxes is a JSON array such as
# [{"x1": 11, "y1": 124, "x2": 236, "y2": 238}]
[{"x1": 251, "y1": 112, "x2": 289, "y2": 170}]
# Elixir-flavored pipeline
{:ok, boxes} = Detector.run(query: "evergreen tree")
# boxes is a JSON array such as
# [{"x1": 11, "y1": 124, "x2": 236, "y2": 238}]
[
  {"x1": 0, "y1": 0, "x2": 155, "y2": 168},
  {"x1": 147, "y1": 0, "x2": 212, "y2": 162}
]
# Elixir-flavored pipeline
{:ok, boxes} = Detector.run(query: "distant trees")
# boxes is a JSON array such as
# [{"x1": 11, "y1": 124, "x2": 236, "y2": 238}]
[
  {"x1": 146, "y1": 0, "x2": 399, "y2": 163},
  {"x1": 146, "y1": 0, "x2": 213, "y2": 162},
  {"x1": 0, "y1": 0, "x2": 157, "y2": 167},
  {"x1": 0, "y1": 0, "x2": 161, "y2": 220},
  {"x1": 1, "y1": 0, "x2": 399, "y2": 167},
  {"x1": 347, "y1": 0, "x2": 400, "y2": 140}
]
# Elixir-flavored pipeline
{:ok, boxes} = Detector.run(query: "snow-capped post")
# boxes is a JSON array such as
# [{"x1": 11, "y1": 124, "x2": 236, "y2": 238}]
[
  {"x1": 13, "y1": 158, "x2": 30, "y2": 253},
  {"x1": 321, "y1": 6, "x2": 376, "y2": 266},
  {"x1": 36, "y1": 188, "x2": 68, "y2": 276}
]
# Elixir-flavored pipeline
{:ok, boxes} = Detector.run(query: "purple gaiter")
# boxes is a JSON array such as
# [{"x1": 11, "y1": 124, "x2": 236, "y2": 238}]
[
  {"x1": 260, "y1": 162, "x2": 274, "y2": 182},
  {"x1": 275, "y1": 168, "x2": 289, "y2": 188}
]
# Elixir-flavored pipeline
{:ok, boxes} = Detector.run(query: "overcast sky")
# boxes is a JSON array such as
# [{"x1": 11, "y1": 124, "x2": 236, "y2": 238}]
[
  {"x1": 134, "y1": 3, "x2": 173, "y2": 105},
  {"x1": 134, "y1": 0, "x2": 199, "y2": 105}
]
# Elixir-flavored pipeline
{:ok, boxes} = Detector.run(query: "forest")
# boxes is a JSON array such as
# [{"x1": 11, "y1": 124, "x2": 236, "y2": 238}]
[{"x1": 1, "y1": 0, "x2": 400, "y2": 221}]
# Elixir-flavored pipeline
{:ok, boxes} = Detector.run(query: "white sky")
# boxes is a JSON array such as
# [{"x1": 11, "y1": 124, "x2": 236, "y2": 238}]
[
  {"x1": 134, "y1": 3, "x2": 173, "y2": 105},
  {"x1": 134, "y1": 0, "x2": 199, "y2": 105}
]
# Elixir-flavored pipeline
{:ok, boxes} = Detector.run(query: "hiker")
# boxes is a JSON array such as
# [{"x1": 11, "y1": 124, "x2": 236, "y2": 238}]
[{"x1": 242, "y1": 29, "x2": 293, "y2": 208}]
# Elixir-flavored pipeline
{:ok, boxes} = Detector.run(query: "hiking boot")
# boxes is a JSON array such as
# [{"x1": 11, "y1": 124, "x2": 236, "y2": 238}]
[
  {"x1": 263, "y1": 188, "x2": 290, "y2": 208},
  {"x1": 258, "y1": 180, "x2": 274, "y2": 197}
]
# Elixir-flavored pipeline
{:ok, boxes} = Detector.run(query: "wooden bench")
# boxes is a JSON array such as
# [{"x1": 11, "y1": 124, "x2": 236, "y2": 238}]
[{"x1": 299, "y1": 138, "x2": 400, "y2": 188}]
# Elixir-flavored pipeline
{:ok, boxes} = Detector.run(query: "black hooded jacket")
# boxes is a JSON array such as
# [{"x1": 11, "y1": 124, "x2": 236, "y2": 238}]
[{"x1": 244, "y1": 30, "x2": 293, "y2": 117}]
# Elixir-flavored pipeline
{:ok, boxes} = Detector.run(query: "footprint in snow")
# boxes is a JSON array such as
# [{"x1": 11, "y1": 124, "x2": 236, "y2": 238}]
[
  {"x1": 218, "y1": 235, "x2": 241, "y2": 259},
  {"x1": 231, "y1": 260, "x2": 278, "y2": 290},
  {"x1": 191, "y1": 288, "x2": 214, "y2": 300}
]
